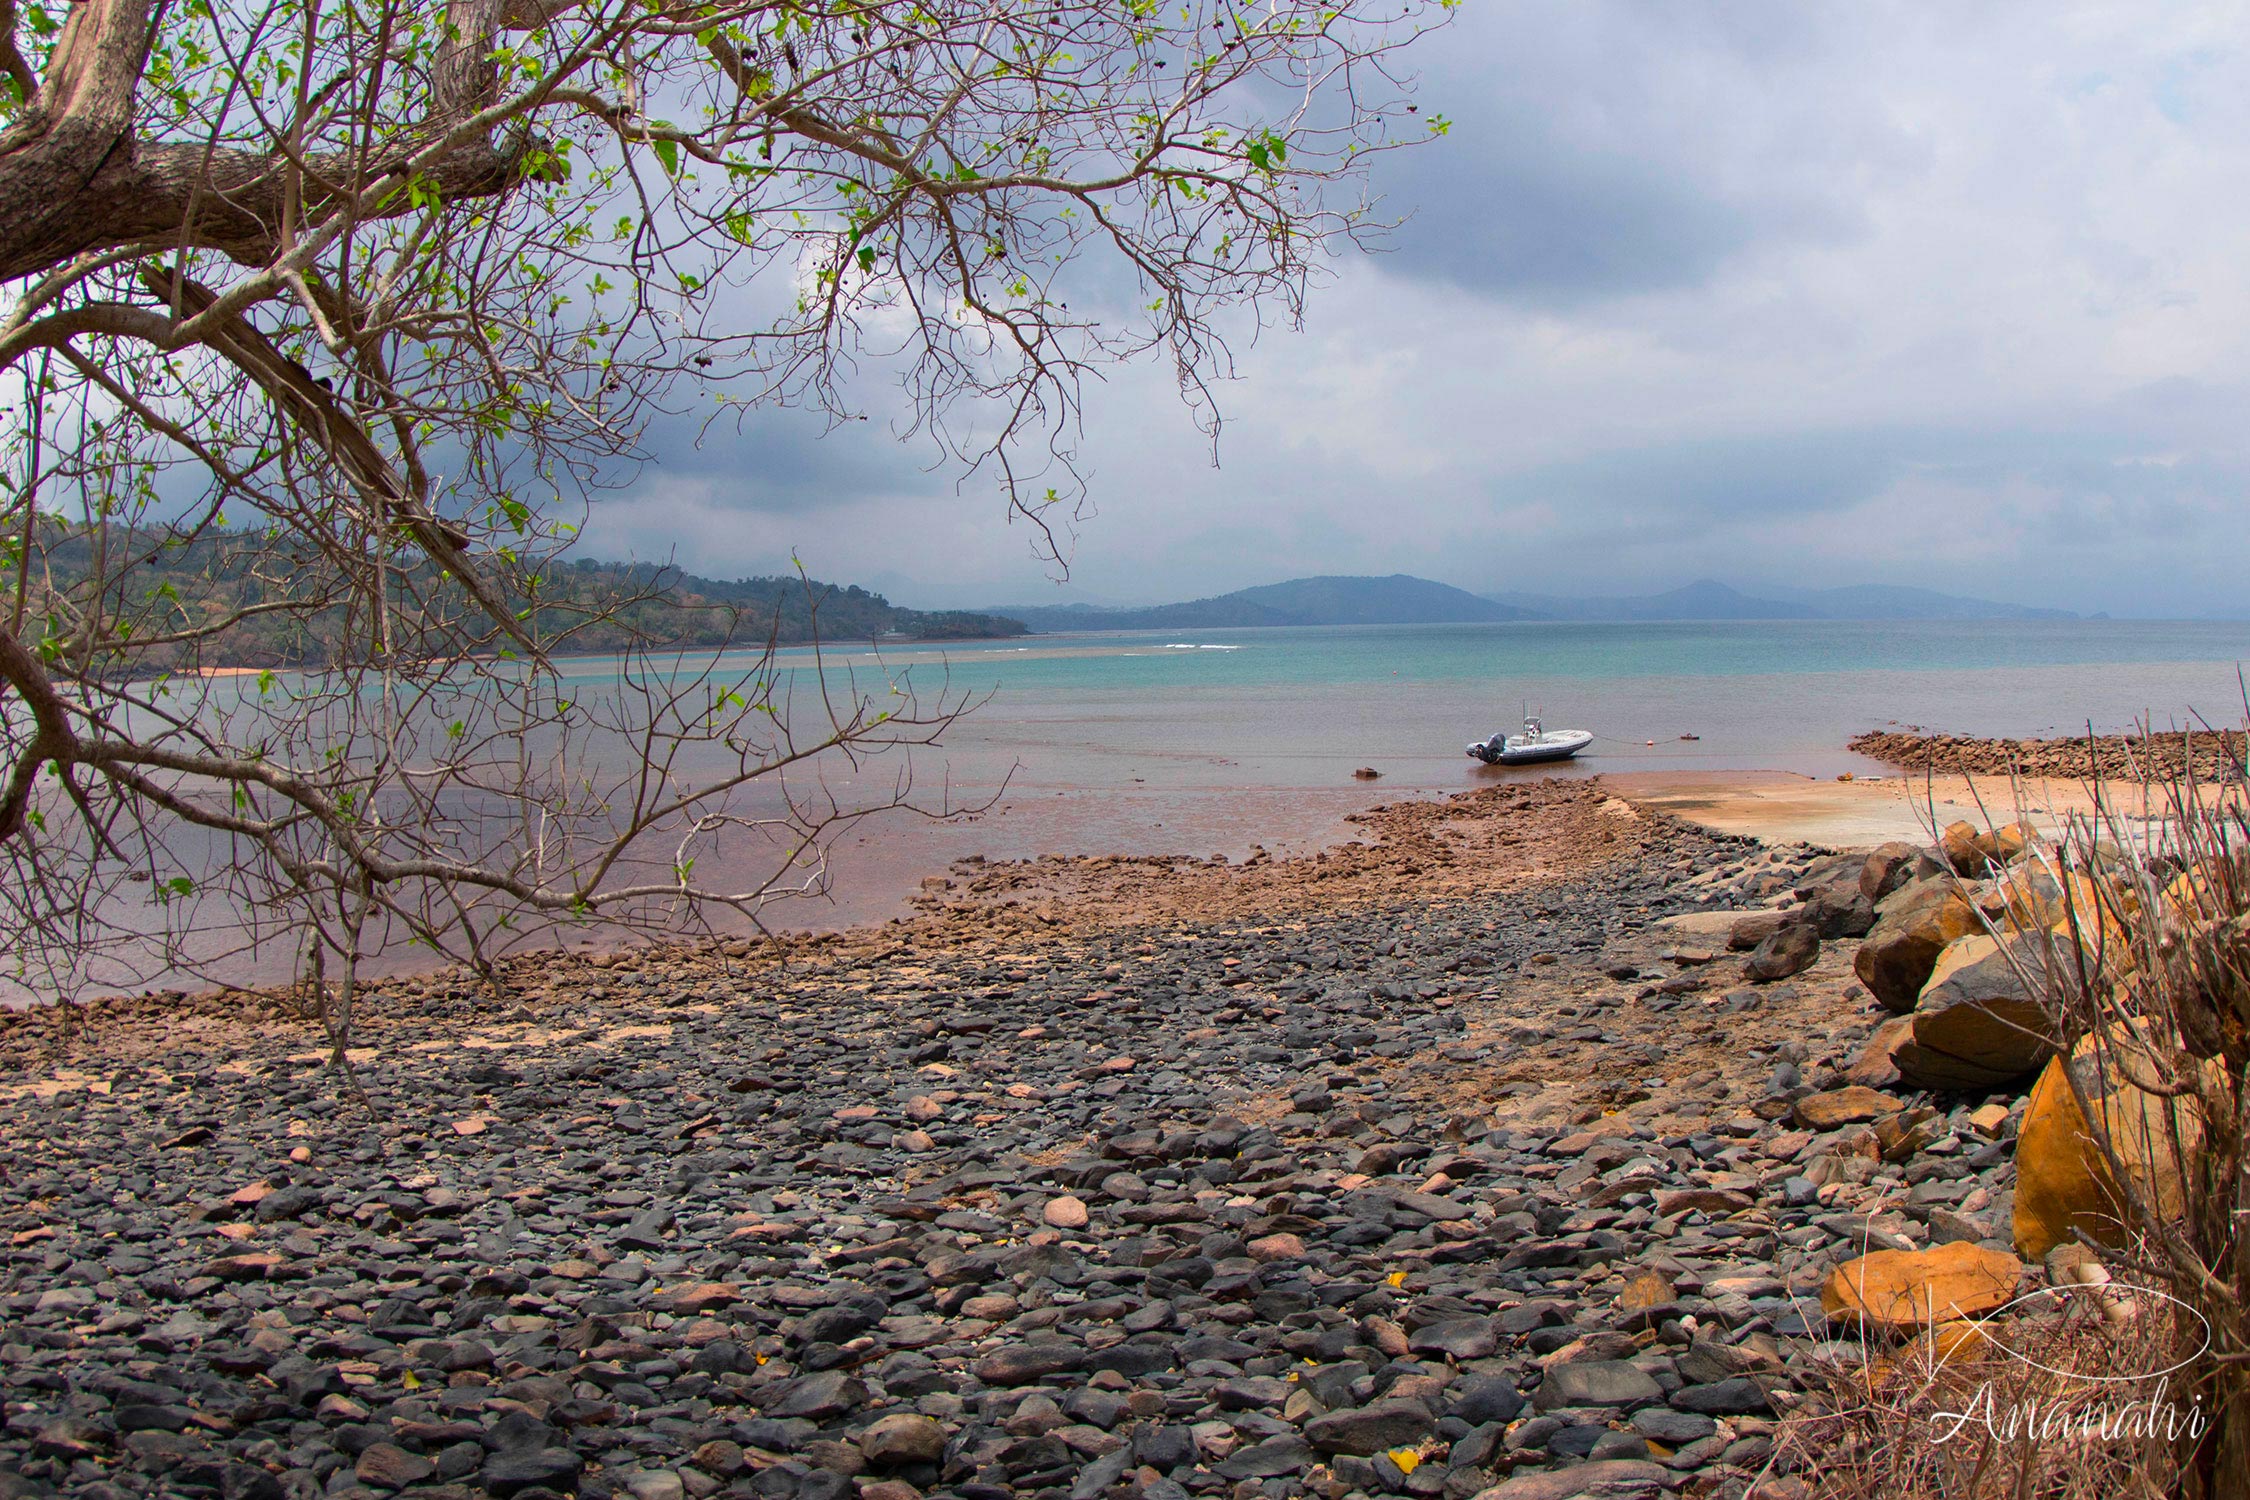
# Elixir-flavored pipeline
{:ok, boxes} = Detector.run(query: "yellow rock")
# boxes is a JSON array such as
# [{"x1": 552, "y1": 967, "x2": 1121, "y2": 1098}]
[
  {"x1": 1821, "y1": 1242, "x2": 2023, "y2": 1335},
  {"x1": 1875, "y1": 1106, "x2": 1943, "y2": 1163},
  {"x1": 1994, "y1": 865, "x2": 2123, "y2": 937},
  {"x1": 2158, "y1": 855, "x2": 2250, "y2": 929},
  {"x1": 1872, "y1": 1317, "x2": 2015, "y2": 1389},
  {"x1": 1966, "y1": 1103, "x2": 2011, "y2": 1139},
  {"x1": 1928, "y1": 1318, "x2": 2007, "y2": 1363},
  {"x1": 1939, "y1": 820, "x2": 2043, "y2": 875},
  {"x1": 1897, "y1": 930, "x2": 2069, "y2": 1091},
  {"x1": 1939, "y1": 821, "x2": 1985, "y2": 875},
  {"x1": 1792, "y1": 1086, "x2": 1904, "y2": 1131},
  {"x1": 1905, "y1": 1317, "x2": 2011, "y2": 1372},
  {"x1": 1977, "y1": 821, "x2": 2041, "y2": 865},
  {"x1": 1924, "y1": 914, "x2": 2129, "y2": 1012},
  {"x1": 2012, "y1": 1027, "x2": 2203, "y2": 1259},
  {"x1": 1618, "y1": 1269, "x2": 1676, "y2": 1314}
]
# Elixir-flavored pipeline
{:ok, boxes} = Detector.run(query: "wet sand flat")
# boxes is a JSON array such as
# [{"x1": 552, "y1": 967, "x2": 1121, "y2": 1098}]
[{"x1": 1609, "y1": 766, "x2": 2220, "y2": 847}]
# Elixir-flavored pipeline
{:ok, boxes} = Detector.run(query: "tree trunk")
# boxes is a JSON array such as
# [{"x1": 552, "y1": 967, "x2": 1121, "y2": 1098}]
[{"x1": 0, "y1": 0, "x2": 522, "y2": 282}]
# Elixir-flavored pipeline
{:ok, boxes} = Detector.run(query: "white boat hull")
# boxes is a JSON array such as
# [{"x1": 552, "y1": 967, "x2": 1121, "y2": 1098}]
[{"x1": 1466, "y1": 728, "x2": 1594, "y2": 766}]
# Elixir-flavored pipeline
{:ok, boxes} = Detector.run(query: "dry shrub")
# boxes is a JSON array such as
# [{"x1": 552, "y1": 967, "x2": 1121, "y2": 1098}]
[
  {"x1": 2018, "y1": 725, "x2": 2250, "y2": 1499},
  {"x1": 1801, "y1": 719, "x2": 2250, "y2": 1498},
  {"x1": 1772, "y1": 718, "x2": 2250, "y2": 1497},
  {"x1": 1773, "y1": 1280, "x2": 2200, "y2": 1499}
]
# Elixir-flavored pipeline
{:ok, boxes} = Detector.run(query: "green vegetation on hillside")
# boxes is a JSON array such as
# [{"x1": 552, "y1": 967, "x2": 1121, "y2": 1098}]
[{"x1": 11, "y1": 522, "x2": 1026, "y2": 672}]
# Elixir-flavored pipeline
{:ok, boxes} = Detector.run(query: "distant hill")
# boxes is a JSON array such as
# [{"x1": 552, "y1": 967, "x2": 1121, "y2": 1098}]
[
  {"x1": 1487, "y1": 578, "x2": 2076, "y2": 622},
  {"x1": 1754, "y1": 582, "x2": 2077, "y2": 621},
  {"x1": 1487, "y1": 580, "x2": 1817, "y2": 621},
  {"x1": 995, "y1": 574, "x2": 1537, "y2": 631},
  {"x1": 994, "y1": 573, "x2": 2079, "y2": 632},
  {"x1": 534, "y1": 562, "x2": 1032, "y2": 651}
]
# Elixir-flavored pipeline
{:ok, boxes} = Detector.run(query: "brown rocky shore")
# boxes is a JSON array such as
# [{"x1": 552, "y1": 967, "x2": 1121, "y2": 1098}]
[
  {"x1": 0, "y1": 778, "x2": 2169, "y2": 1500},
  {"x1": 1850, "y1": 726, "x2": 2248, "y2": 782}
]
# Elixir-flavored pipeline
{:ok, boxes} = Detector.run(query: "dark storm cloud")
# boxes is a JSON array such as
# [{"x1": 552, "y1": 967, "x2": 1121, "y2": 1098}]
[
  {"x1": 621, "y1": 400, "x2": 936, "y2": 513},
  {"x1": 1363, "y1": 1, "x2": 1873, "y2": 301}
]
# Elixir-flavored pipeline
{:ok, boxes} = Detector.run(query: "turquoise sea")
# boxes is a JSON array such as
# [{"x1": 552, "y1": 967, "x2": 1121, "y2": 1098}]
[
  {"x1": 600, "y1": 617, "x2": 2250, "y2": 794},
  {"x1": 55, "y1": 617, "x2": 2250, "y2": 994}
]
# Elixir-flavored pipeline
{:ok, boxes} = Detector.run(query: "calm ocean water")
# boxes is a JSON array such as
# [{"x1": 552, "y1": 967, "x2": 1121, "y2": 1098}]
[
  {"x1": 574, "y1": 617, "x2": 2250, "y2": 793},
  {"x1": 52, "y1": 617, "x2": 2250, "y2": 996}
]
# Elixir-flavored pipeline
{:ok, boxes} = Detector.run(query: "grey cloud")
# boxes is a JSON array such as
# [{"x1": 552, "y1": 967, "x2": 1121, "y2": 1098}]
[
  {"x1": 625, "y1": 402, "x2": 938, "y2": 510},
  {"x1": 571, "y1": 2, "x2": 2250, "y2": 622},
  {"x1": 1481, "y1": 415, "x2": 2244, "y2": 528},
  {"x1": 1365, "y1": 2, "x2": 1877, "y2": 301},
  {"x1": 1452, "y1": 415, "x2": 2250, "y2": 610},
  {"x1": 1376, "y1": 139, "x2": 1779, "y2": 302}
]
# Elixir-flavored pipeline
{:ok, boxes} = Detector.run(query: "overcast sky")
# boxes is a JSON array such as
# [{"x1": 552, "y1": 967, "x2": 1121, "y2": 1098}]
[{"x1": 577, "y1": 1, "x2": 2250, "y2": 617}]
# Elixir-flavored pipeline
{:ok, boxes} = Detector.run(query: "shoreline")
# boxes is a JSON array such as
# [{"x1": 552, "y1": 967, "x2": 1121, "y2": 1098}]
[
  {"x1": 166, "y1": 629, "x2": 1039, "y2": 682},
  {"x1": 0, "y1": 773, "x2": 1984, "y2": 1500},
  {"x1": 0, "y1": 754, "x2": 2153, "y2": 1498},
  {"x1": 15, "y1": 755, "x2": 2143, "y2": 1011}
]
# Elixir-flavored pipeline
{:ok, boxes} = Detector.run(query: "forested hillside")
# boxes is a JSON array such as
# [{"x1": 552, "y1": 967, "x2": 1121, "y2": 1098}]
[{"x1": 15, "y1": 523, "x2": 1025, "y2": 671}]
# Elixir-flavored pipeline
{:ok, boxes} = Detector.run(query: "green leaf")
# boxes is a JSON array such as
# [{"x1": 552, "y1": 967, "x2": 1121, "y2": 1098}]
[{"x1": 652, "y1": 137, "x2": 681, "y2": 177}]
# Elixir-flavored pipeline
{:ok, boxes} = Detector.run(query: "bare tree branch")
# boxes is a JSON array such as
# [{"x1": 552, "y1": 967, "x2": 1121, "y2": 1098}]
[{"x1": 0, "y1": 0, "x2": 1448, "y2": 1009}]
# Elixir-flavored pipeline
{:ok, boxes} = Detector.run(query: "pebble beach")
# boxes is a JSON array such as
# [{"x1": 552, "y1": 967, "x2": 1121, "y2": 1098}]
[{"x1": 0, "y1": 771, "x2": 2072, "y2": 1500}]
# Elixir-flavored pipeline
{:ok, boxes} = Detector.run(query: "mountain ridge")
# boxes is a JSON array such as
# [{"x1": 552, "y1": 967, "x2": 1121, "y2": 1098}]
[
  {"x1": 1487, "y1": 579, "x2": 2077, "y2": 622},
  {"x1": 994, "y1": 574, "x2": 2079, "y2": 629},
  {"x1": 993, "y1": 574, "x2": 1536, "y2": 631}
]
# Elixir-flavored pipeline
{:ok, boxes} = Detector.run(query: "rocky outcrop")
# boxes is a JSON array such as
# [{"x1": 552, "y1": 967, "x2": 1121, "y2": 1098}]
[
  {"x1": 1846, "y1": 1015, "x2": 1915, "y2": 1088},
  {"x1": 1934, "y1": 819, "x2": 2042, "y2": 876},
  {"x1": 1744, "y1": 921, "x2": 1820, "y2": 981},
  {"x1": 1938, "y1": 821, "x2": 1985, "y2": 876},
  {"x1": 1728, "y1": 910, "x2": 1798, "y2": 950},
  {"x1": 1791, "y1": 855, "x2": 1879, "y2": 937},
  {"x1": 1853, "y1": 877, "x2": 1980, "y2": 1014},
  {"x1": 1860, "y1": 841, "x2": 1938, "y2": 903},
  {"x1": 1893, "y1": 933, "x2": 2060, "y2": 1091},
  {"x1": 1850, "y1": 728, "x2": 2250, "y2": 783},
  {"x1": 1991, "y1": 862, "x2": 2129, "y2": 939}
]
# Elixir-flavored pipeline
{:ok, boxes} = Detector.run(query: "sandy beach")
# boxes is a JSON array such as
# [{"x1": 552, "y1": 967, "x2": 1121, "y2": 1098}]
[{"x1": 1611, "y1": 768, "x2": 2122, "y2": 848}]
